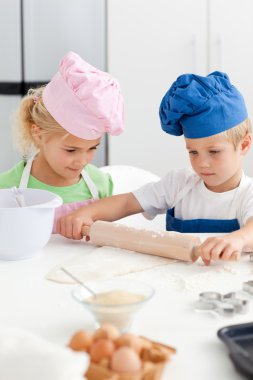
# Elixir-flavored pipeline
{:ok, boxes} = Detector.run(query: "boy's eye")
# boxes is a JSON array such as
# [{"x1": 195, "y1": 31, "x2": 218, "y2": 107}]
[
  {"x1": 65, "y1": 149, "x2": 76, "y2": 153},
  {"x1": 189, "y1": 150, "x2": 198, "y2": 155},
  {"x1": 210, "y1": 150, "x2": 220, "y2": 154}
]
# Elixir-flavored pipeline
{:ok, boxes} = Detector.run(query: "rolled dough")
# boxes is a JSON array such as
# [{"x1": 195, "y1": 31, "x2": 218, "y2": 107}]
[{"x1": 46, "y1": 246, "x2": 175, "y2": 284}]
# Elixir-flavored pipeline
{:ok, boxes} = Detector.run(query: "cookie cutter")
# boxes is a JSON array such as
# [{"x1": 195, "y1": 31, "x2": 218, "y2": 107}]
[
  {"x1": 195, "y1": 291, "x2": 249, "y2": 316},
  {"x1": 243, "y1": 281, "x2": 253, "y2": 295}
]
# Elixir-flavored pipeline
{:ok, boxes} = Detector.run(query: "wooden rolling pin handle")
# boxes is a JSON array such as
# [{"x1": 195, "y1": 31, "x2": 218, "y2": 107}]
[
  {"x1": 230, "y1": 252, "x2": 241, "y2": 261},
  {"x1": 191, "y1": 246, "x2": 200, "y2": 262},
  {"x1": 82, "y1": 225, "x2": 91, "y2": 237}
]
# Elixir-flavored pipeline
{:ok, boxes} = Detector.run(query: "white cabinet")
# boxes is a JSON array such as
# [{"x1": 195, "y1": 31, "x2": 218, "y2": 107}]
[
  {"x1": 107, "y1": 0, "x2": 253, "y2": 176},
  {"x1": 23, "y1": 0, "x2": 106, "y2": 81},
  {"x1": 209, "y1": 0, "x2": 253, "y2": 175}
]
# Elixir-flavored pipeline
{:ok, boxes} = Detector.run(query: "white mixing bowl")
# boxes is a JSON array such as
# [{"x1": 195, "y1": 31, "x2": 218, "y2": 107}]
[{"x1": 0, "y1": 188, "x2": 62, "y2": 261}]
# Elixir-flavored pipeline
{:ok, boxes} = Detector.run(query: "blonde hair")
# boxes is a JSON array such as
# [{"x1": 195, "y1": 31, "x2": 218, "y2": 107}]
[
  {"x1": 217, "y1": 118, "x2": 252, "y2": 149},
  {"x1": 13, "y1": 86, "x2": 65, "y2": 159}
]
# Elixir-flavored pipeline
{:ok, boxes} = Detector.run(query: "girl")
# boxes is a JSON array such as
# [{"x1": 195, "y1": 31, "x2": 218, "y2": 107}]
[{"x1": 0, "y1": 51, "x2": 124, "y2": 232}]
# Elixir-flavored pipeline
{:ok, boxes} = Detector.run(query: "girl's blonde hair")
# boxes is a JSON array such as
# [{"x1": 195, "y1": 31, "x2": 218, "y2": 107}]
[
  {"x1": 13, "y1": 86, "x2": 65, "y2": 159},
  {"x1": 218, "y1": 117, "x2": 252, "y2": 149}
]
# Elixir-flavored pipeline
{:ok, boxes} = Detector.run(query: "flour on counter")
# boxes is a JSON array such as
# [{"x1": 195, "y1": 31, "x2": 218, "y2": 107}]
[
  {"x1": 47, "y1": 242, "x2": 253, "y2": 296},
  {"x1": 119, "y1": 256, "x2": 253, "y2": 294},
  {"x1": 46, "y1": 246, "x2": 176, "y2": 284}
]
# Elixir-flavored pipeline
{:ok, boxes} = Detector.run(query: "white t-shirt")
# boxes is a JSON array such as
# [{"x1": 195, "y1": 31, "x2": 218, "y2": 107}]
[{"x1": 133, "y1": 168, "x2": 253, "y2": 227}]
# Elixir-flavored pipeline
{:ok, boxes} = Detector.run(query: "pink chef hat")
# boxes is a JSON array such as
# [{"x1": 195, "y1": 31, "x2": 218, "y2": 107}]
[{"x1": 42, "y1": 52, "x2": 125, "y2": 140}]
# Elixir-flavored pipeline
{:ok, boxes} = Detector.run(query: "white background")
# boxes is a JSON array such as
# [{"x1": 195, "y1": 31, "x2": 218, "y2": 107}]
[{"x1": 107, "y1": 0, "x2": 253, "y2": 177}]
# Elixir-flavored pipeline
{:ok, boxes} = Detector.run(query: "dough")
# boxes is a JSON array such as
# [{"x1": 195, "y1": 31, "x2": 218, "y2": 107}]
[{"x1": 46, "y1": 246, "x2": 175, "y2": 284}]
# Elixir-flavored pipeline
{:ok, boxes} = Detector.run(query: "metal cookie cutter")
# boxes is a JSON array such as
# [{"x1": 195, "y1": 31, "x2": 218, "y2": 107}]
[
  {"x1": 195, "y1": 291, "x2": 249, "y2": 316},
  {"x1": 243, "y1": 281, "x2": 253, "y2": 295},
  {"x1": 222, "y1": 292, "x2": 249, "y2": 314}
]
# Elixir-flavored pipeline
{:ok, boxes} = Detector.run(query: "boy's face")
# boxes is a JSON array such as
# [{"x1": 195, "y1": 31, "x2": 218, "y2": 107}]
[{"x1": 185, "y1": 134, "x2": 249, "y2": 192}]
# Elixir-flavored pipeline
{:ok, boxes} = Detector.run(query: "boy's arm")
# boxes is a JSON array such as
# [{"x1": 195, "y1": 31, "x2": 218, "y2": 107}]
[
  {"x1": 196, "y1": 217, "x2": 253, "y2": 264},
  {"x1": 57, "y1": 192, "x2": 143, "y2": 240}
]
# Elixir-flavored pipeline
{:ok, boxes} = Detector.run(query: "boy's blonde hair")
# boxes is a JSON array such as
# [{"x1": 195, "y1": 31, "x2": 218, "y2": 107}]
[
  {"x1": 13, "y1": 86, "x2": 65, "y2": 159},
  {"x1": 218, "y1": 118, "x2": 252, "y2": 149}
]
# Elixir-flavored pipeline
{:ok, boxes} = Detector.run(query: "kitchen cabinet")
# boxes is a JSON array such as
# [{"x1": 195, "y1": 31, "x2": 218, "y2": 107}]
[
  {"x1": 208, "y1": 0, "x2": 253, "y2": 176},
  {"x1": 107, "y1": 0, "x2": 253, "y2": 176}
]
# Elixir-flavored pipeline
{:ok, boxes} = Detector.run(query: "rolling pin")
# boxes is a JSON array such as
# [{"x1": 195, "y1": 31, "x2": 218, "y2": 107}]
[
  {"x1": 83, "y1": 221, "x2": 201, "y2": 262},
  {"x1": 83, "y1": 221, "x2": 241, "y2": 262}
]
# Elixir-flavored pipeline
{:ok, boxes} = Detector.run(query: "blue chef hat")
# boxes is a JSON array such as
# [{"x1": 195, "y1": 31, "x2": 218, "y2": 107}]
[{"x1": 159, "y1": 71, "x2": 248, "y2": 138}]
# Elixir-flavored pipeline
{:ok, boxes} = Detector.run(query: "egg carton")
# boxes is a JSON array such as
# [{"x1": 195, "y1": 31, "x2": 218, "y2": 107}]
[{"x1": 86, "y1": 340, "x2": 176, "y2": 380}]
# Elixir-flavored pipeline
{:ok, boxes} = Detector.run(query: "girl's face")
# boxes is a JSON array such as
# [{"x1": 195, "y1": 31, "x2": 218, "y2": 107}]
[
  {"x1": 33, "y1": 130, "x2": 101, "y2": 186},
  {"x1": 185, "y1": 134, "x2": 250, "y2": 192}
]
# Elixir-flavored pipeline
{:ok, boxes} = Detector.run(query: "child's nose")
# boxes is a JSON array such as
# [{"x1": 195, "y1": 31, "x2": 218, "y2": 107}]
[
  {"x1": 73, "y1": 155, "x2": 87, "y2": 168},
  {"x1": 198, "y1": 155, "x2": 210, "y2": 167}
]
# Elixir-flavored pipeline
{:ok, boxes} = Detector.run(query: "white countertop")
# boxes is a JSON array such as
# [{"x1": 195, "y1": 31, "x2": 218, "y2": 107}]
[{"x1": 0, "y1": 214, "x2": 251, "y2": 379}]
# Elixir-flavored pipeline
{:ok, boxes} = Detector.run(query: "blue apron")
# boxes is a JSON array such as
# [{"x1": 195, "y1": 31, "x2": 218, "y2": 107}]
[{"x1": 166, "y1": 177, "x2": 240, "y2": 233}]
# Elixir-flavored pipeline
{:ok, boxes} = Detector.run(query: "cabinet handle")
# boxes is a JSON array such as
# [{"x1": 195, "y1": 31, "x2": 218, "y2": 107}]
[
  {"x1": 217, "y1": 34, "x2": 223, "y2": 70},
  {"x1": 192, "y1": 34, "x2": 198, "y2": 73}
]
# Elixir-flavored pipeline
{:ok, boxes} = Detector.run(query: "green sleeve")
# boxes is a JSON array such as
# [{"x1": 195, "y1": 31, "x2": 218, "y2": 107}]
[{"x1": 0, "y1": 161, "x2": 24, "y2": 188}]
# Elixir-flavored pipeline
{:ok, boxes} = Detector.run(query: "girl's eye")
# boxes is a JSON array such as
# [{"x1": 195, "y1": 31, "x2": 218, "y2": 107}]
[
  {"x1": 65, "y1": 149, "x2": 76, "y2": 153},
  {"x1": 210, "y1": 150, "x2": 220, "y2": 154},
  {"x1": 89, "y1": 147, "x2": 97, "y2": 151},
  {"x1": 189, "y1": 151, "x2": 198, "y2": 155}
]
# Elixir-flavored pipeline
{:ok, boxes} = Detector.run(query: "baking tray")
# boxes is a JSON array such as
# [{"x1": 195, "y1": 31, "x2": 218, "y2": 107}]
[{"x1": 218, "y1": 322, "x2": 253, "y2": 379}]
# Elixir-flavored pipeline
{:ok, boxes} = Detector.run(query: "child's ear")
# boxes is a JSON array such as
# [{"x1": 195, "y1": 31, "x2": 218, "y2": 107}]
[
  {"x1": 240, "y1": 133, "x2": 252, "y2": 155},
  {"x1": 31, "y1": 124, "x2": 42, "y2": 144}
]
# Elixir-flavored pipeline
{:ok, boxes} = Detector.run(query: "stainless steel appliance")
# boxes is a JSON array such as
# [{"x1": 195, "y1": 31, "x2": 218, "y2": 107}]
[{"x1": 0, "y1": 0, "x2": 107, "y2": 172}]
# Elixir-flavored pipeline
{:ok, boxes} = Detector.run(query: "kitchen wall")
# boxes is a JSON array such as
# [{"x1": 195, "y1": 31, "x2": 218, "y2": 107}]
[
  {"x1": 1, "y1": 0, "x2": 253, "y2": 177},
  {"x1": 107, "y1": 0, "x2": 253, "y2": 177}
]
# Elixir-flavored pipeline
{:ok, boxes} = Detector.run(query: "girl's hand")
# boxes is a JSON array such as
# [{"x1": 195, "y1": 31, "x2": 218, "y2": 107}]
[
  {"x1": 196, "y1": 235, "x2": 244, "y2": 265},
  {"x1": 56, "y1": 212, "x2": 94, "y2": 240}
]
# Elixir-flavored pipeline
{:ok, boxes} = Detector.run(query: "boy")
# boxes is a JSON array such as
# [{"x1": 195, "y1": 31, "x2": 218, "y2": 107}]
[{"x1": 57, "y1": 71, "x2": 253, "y2": 264}]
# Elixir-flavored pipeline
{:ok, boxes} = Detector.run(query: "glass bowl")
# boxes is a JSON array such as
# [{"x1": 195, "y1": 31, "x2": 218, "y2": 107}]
[{"x1": 71, "y1": 278, "x2": 155, "y2": 332}]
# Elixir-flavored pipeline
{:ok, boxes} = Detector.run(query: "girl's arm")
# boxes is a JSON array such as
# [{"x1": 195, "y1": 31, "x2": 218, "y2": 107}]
[{"x1": 57, "y1": 192, "x2": 143, "y2": 240}]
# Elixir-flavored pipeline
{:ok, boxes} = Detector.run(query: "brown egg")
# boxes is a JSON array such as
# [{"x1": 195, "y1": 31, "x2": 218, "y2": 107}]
[
  {"x1": 90, "y1": 338, "x2": 115, "y2": 363},
  {"x1": 93, "y1": 323, "x2": 120, "y2": 341},
  {"x1": 115, "y1": 333, "x2": 140, "y2": 353},
  {"x1": 98, "y1": 358, "x2": 110, "y2": 368},
  {"x1": 116, "y1": 333, "x2": 151, "y2": 355},
  {"x1": 111, "y1": 346, "x2": 142, "y2": 373},
  {"x1": 68, "y1": 330, "x2": 93, "y2": 352}
]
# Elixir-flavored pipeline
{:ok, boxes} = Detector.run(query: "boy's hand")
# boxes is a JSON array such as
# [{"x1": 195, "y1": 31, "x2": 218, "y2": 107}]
[
  {"x1": 56, "y1": 212, "x2": 94, "y2": 240},
  {"x1": 196, "y1": 235, "x2": 244, "y2": 265}
]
